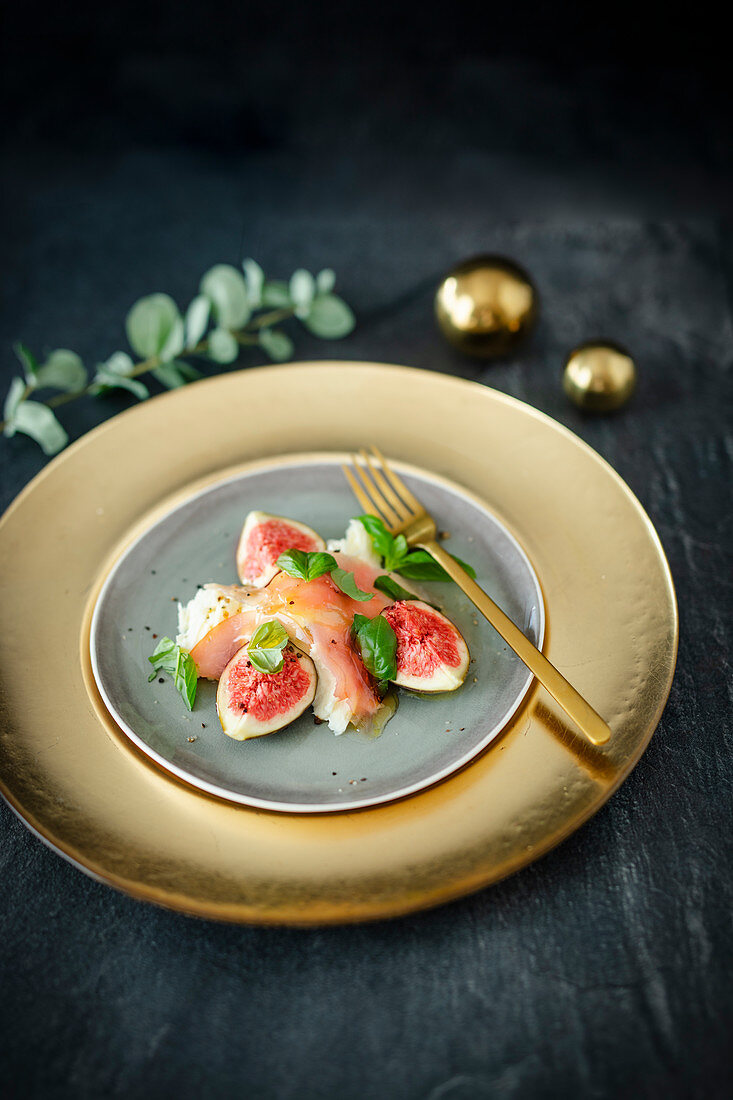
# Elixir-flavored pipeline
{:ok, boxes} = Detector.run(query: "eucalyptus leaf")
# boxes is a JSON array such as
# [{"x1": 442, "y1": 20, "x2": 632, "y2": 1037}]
[
  {"x1": 13, "y1": 343, "x2": 39, "y2": 383},
  {"x1": 104, "y1": 351, "x2": 135, "y2": 376},
  {"x1": 316, "y1": 268, "x2": 336, "y2": 294},
  {"x1": 152, "y1": 363, "x2": 189, "y2": 389},
  {"x1": 93, "y1": 367, "x2": 149, "y2": 401},
  {"x1": 243, "y1": 258, "x2": 265, "y2": 308},
  {"x1": 200, "y1": 264, "x2": 251, "y2": 329},
  {"x1": 289, "y1": 269, "x2": 316, "y2": 311},
  {"x1": 261, "y1": 280, "x2": 292, "y2": 308},
  {"x1": 259, "y1": 328, "x2": 294, "y2": 362},
  {"x1": 208, "y1": 327, "x2": 239, "y2": 364},
  {"x1": 172, "y1": 360, "x2": 202, "y2": 381},
  {"x1": 303, "y1": 294, "x2": 355, "y2": 339},
  {"x1": 92, "y1": 352, "x2": 149, "y2": 399},
  {"x1": 126, "y1": 294, "x2": 182, "y2": 359},
  {"x1": 3, "y1": 377, "x2": 26, "y2": 424},
  {"x1": 158, "y1": 317, "x2": 185, "y2": 362},
  {"x1": 184, "y1": 295, "x2": 211, "y2": 349},
  {"x1": 33, "y1": 349, "x2": 87, "y2": 393},
  {"x1": 5, "y1": 399, "x2": 68, "y2": 454}
]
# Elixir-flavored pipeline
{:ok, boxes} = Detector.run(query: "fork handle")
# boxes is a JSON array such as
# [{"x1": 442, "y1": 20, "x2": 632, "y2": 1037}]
[{"x1": 421, "y1": 540, "x2": 611, "y2": 746}]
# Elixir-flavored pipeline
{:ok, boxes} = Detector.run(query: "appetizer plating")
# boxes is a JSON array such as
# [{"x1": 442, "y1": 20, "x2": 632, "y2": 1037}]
[{"x1": 150, "y1": 512, "x2": 471, "y2": 740}]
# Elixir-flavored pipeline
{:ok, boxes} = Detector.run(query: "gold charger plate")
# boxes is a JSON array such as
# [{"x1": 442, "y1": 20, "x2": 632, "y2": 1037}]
[{"x1": 0, "y1": 362, "x2": 678, "y2": 925}]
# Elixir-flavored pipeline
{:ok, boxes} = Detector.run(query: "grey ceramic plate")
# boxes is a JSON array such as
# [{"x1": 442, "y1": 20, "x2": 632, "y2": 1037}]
[{"x1": 90, "y1": 455, "x2": 545, "y2": 812}]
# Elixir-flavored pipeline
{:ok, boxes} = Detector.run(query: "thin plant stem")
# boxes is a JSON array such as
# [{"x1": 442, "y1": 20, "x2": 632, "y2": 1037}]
[{"x1": 0, "y1": 307, "x2": 297, "y2": 433}]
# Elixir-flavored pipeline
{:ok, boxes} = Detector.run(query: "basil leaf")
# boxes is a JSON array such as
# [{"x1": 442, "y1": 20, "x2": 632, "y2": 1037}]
[
  {"x1": 175, "y1": 649, "x2": 198, "y2": 711},
  {"x1": 276, "y1": 549, "x2": 309, "y2": 579},
  {"x1": 249, "y1": 620, "x2": 289, "y2": 651},
  {"x1": 277, "y1": 549, "x2": 337, "y2": 582},
  {"x1": 247, "y1": 620, "x2": 288, "y2": 674},
  {"x1": 374, "y1": 575, "x2": 418, "y2": 602},
  {"x1": 351, "y1": 613, "x2": 370, "y2": 637},
  {"x1": 148, "y1": 637, "x2": 198, "y2": 711},
  {"x1": 248, "y1": 647, "x2": 286, "y2": 674},
  {"x1": 330, "y1": 567, "x2": 373, "y2": 602},
  {"x1": 384, "y1": 533, "x2": 409, "y2": 571},
  {"x1": 356, "y1": 514, "x2": 394, "y2": 560},
  {"x1": 305, "y1": 552, "x2": 337, "y2": 581},
  {"x1": 148, "y1": 636, "x2": 177, "y2": 666},
  {"x1": 396, "y1": 550, "x2": 477, "y2": 581},
  {"x1": 352, "y1": 615, "x2": 398, "y2": 682}
]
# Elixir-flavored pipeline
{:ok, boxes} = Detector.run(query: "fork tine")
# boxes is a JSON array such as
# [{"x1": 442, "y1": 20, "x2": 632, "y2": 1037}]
[
  {"x1": 360, "y1": 449, "x2": 412, "y2": 521},
  {"x1": 341, "y1": 464, "x2": 375, "y2": 516},
  {"x1": 351, "y1": 454, "x2": 401, "y2": 527},
  {"x1": 370, "y1": 446, "x2": 424, "y2": 514}
]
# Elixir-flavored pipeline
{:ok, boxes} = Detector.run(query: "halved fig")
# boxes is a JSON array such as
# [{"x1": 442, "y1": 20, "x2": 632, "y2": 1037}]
[
  {"x1": 216, "y1": 644, "x2": 317, "y2": 740},
  {"x1": 381, "y1": 600, "x2": 469, "y2": 692},
  {"x1": 236, "y1": 511, "x2": 325, "y2": 587}
]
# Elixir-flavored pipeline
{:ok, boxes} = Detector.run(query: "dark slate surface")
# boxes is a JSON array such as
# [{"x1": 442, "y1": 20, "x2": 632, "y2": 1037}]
[{"x1": 1, "y1": 6, "x2": 732, "y2": 1096}]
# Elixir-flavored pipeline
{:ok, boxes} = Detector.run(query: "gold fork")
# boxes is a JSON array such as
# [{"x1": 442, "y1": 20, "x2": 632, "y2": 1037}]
[{"x1": 343, "y1": 447, "x2": 611, "y2": 747}]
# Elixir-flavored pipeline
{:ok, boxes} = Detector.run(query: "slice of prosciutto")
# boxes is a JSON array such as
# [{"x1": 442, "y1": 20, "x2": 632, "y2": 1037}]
[{"x1": 179, "y1": 554, "x2": 393, "y2": 734}]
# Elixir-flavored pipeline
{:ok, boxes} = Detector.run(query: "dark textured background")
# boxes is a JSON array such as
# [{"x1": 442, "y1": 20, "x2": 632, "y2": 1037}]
[{"x1": 1, "y1": 3, "x2": 732, "y2": 1097}]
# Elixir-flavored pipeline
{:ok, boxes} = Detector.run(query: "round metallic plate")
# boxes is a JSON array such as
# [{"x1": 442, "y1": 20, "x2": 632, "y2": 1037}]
[
  {"x1": 88, "y1": 457, "x2": 545, "y2": 813},
  {"x1": 0, "y1": 363, "x2": 678, "y2": 925}
]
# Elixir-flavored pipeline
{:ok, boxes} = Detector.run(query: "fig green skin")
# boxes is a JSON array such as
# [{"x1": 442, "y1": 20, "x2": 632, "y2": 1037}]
[
  {"x1": 216, "y1": 643, "x2": 318, "y2": 740},
  {"x1": 385, "y1": 600, "x2": 470, "y2": 693}
]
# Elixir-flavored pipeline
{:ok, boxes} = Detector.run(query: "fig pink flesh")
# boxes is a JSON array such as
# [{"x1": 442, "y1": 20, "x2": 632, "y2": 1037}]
[
  {"x1": 223, "y1": 649, "x2": 313, "y2": 721},
  {"x1": 382, "y1": 601, "x2": 462, "y2": 677},
  {"x1": 189, "y1": 567, "x2": 392, "y2": 724},
  {"x1": 239, "y1": 520, "x2": 321, "y2": 582}
]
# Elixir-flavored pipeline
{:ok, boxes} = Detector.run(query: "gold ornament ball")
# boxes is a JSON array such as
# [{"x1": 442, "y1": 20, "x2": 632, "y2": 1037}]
[
  {"x1": 435, "y1": 255, "x2": 538, "y2": 358},
  {"x1": 563, "y1": 342, "x2": 637, "y2": 412}
]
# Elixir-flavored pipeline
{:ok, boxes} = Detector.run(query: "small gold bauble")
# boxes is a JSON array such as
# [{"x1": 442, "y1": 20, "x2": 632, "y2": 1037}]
[
  {"x1": 563, "y1": 342, "x2": 636, "y2": 412},
  {"x1": 434, "y1": 255, "x2": 537, "y2": 358}
]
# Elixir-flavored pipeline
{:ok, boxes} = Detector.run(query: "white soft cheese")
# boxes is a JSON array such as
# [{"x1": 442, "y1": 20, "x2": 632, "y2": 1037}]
[
  {"x1": 176, "y1": 585, "x2": 248, "y2": 653},
  {"x1": 326, "y1": 519, "x2": 381, "y2": 569}
]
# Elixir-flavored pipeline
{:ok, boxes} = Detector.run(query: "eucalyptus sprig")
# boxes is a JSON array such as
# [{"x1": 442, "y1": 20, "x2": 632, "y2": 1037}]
[{"x1": 2, "y1": 260, "x2": 355, "y2": 455}]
